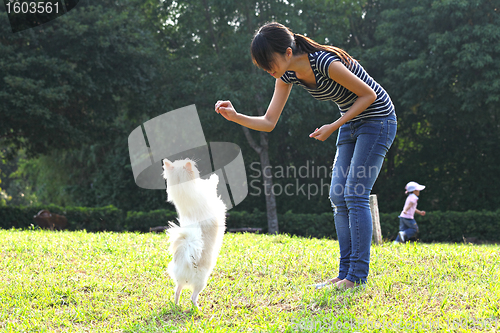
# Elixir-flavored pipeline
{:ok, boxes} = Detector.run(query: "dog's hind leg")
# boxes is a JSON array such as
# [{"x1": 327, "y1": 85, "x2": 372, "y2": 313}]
[
  {"x1": 174, "y1": 285, "x2": 183, "y2": 305},
  {"x1": 190, "y1": 284, "x2": 205, "y2": 310}
]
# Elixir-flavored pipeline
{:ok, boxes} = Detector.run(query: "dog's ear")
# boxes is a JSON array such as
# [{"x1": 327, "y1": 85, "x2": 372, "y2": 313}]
[
  {"x1": 163, "y1": 159, "x2": 174, "y2": 171},
  {"x1": 184, "y1": 161, "x2": 193, "y2": 172}
]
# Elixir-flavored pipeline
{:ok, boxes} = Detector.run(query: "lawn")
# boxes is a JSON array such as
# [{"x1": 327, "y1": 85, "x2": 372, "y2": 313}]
[{"x1": 0, "y1": 229, "x2": 499, "y2": 332}]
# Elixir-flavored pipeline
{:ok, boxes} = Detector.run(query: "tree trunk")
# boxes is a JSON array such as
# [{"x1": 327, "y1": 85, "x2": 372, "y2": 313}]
[
  {"x1": 349, "y1": 17, "x2": 361, "y2": 47},
  {"x1": 260, "y1": 134, "x2": 279, "y2": 234},
  {"x1": 201, "y1": 0, "x2": 220, "y2": 54},
  {"x1": 242, "y1": 127, "x2": 279, "y2": 234},
  {"x1": 240, "y1": 9, "x2": 279, "y2": 234}
]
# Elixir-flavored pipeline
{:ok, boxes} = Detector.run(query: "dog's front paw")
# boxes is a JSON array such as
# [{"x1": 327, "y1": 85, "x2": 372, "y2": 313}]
[{"x1": 209, "y1": 174, "x2": 219, "y2": 185}]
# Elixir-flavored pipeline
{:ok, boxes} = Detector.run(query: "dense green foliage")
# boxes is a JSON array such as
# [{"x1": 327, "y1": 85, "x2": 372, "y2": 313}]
[
  {"x1": 0, "y1": 0, "x2": 170, "y2": 211},
  {"x1": 364, "y1": 0, "x2": 500, "y2": 212},
  {"x1": 1, "y1": 0, "x2": 499, "y2": 218},
  {"x1": 0, "y1": 0, "x2": 162, "y2": 158}
]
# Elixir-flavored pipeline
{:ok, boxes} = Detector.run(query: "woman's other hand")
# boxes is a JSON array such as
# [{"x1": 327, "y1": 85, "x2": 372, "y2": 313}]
[
  {"x1": 309, "y1": 123, "x2": 339, "y2": 141},
  {"x1": 215, "y1": 100, "x2": 238, "y2": 122}
]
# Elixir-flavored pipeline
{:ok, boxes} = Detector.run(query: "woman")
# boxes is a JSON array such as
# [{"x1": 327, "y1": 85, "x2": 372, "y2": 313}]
[{"x1": 215, "y1": 22, "x2": 397, "y2": 288}]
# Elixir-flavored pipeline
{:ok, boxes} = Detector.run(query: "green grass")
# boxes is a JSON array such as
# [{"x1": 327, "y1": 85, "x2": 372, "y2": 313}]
[{"x1": 0, "y1": 229, "x2": 499, "y2": 332}]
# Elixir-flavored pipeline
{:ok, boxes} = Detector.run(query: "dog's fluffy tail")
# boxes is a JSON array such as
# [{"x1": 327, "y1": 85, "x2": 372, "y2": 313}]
[{"x1": 166, "y1": 220, "x2": 203, "y2": 282}]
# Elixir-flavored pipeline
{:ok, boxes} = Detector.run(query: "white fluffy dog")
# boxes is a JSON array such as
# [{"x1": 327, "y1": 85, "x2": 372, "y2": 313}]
[{"x1": 162, "y1": 158, "x2": 226, "y2": 309}]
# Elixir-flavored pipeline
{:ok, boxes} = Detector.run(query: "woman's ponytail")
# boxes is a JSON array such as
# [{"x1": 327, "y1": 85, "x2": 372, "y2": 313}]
[{"x1": 293, "y1": 32, "x2": 354, "y2": 68}]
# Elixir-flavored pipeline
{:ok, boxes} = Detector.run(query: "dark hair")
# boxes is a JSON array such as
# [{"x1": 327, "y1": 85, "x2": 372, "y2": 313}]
[{"x1": 250, "y1": 22, "x2": 354, "y2": 72}]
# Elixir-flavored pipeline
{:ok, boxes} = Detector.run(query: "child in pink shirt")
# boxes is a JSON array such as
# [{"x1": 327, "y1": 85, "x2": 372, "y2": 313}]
[{"x1": 395, "y1": 181, "x2": 426, "y2": 243}]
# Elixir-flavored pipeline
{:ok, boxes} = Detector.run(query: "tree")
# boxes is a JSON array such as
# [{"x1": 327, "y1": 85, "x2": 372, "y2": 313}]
[
  {"x1": 151, "y1": 0, "x2": 292, "y2": 233},
  {"x1": 363, "y1": 0, "x2": 500, "y2": 211},
  {"x1": 0, "y1": 0, "x2": 162, "y2": 159},
  {"x1": 0, "y1": 0, "x2": 174, "y2": 210},
  {"x1": 9, "y1": 0, "x2": 497, "y2": 218},
  {"x1": 150, "y1": 0, "x2": 372, "y2": 231}
]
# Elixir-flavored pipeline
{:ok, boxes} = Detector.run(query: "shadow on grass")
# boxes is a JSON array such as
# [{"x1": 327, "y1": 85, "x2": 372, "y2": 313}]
[
  {"x1": 122, "y1": 301, "x2": 201, "y2": 333},
  {"x1": 318, "y1": 289, "x2": 360, "y2": 307},
  {"x1": 284, "y1": 288, "x2": 366, "y2": 333}
]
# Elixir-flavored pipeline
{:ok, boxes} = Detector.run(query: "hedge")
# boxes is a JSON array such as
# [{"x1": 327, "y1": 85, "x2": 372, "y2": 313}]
[
  {"x1": 0, "y1": 204, "x2": 125, "y2": 232},
  {"x1": 229, "y1": 210, "x2": 500, "y2": 243},
  {"x1": 125, "y1": 210, "x2": 178, "y2": 232},
  {"x1": 380, "y1": 211, "x2": 500, "y2": 243},
  {"x1": 1, "y1": 205, "x2": 499, "y2": 243}
]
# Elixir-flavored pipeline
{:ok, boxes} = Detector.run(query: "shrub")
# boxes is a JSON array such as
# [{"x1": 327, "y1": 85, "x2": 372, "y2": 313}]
[
  {"x1": 226, "y1": 209, "x2": 267, "y2": 231},
  {"x1": 0, "y1": 205, "x2": 125, "y2": 232},
  {"x1": 65, "y1": 205, "x2": 125, "y2": 232},
  {"x1": 125, "y1": 210, "x2": 178, "y2": 232},
  {"x1": 380, "y1": 210, "x2": 500, "y2": 243},
  {"x1": 279, "y1": 211, "x2": 335, "y2": 239},
  {"x1": 1, "y1": 205, "x2": 499, "y2": 243}
]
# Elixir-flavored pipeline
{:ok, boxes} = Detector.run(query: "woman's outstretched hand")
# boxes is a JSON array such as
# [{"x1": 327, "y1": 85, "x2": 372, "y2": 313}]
[
  {"x1": 309, "y1": 123, "x2": 338, "y2": 141},
  {"x1": 215, "y1": 100, "x2": 238, "y2": 122}
]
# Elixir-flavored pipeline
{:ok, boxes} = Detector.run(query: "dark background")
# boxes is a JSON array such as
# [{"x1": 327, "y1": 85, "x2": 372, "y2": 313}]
[{"x1": 1, "y1": 0, "x2": 499, "y2": 216}]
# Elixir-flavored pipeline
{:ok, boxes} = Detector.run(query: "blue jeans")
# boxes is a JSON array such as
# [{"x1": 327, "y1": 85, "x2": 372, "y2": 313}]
[
  {"x1": 329, "y1": 113, "x2": 397, "y2": 284},
  {"x1": 396, "y1": 217, "x2": 419, "y2": 242}
]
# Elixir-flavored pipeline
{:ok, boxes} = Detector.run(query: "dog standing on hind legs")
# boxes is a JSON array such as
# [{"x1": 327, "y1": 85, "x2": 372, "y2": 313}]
[{"x1": 162, "y1": 158, "x2": 227, "y2": 309}]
